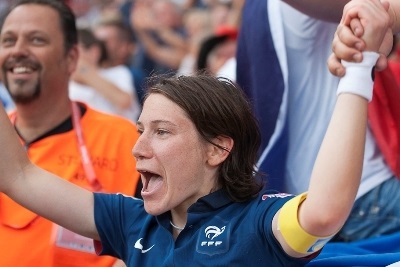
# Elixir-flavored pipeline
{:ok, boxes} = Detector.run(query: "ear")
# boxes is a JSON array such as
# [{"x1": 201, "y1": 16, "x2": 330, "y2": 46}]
[
  {"x1": 67, "y1": 45, "x2": 79, "y2": 75},
  {"x1": 206, "y1": 135, "x2": 234, "y2": 166}
]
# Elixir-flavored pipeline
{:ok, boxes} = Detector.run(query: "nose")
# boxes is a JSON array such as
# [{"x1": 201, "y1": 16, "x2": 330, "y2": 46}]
[
  {"x1": 9, "y1": 38, "x2": 29, "y2": 58},
  {"x1": 132, "y1": 134, "x2": 152, "y2": 160}
]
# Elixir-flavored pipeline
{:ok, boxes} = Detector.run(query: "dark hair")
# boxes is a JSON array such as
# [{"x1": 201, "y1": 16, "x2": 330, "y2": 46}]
[
  {"x1": 95, "y1": 17, "x2": 136, "y2": 43},
  {"x1": 77, "y1": 28, "x2": 108, "y2": 65},
  {"x1": 0, "y1": 0, "x2": 77, "y2": 53},
  {"x1": 145, "y1": 74, "x2": 263, "y2": 202}
]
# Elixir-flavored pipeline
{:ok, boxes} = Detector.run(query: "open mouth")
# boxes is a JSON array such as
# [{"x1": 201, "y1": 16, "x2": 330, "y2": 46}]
[
  {"x1": 11, "y1": 66, "x2": 35, "y2": 74},
  {"x1": 139, "y1": 170, "x2": 163, "y2": 194},
  {"x1": 4, "y1": 58, "x2": 40, "y2": 75}
]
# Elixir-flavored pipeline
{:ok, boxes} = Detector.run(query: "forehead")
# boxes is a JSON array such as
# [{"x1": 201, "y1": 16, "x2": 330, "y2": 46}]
[
  {"x1": 139, "y1": 93, "x2": 191, "y2": 126},
  {"x1": 1, "y1": 4, "x2": 62, "y2": 36}
]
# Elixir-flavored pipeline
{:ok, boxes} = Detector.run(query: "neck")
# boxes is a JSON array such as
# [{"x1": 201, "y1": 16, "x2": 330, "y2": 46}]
[
  {"x1": 170, "y1": 209, "x2": 188, "y2": 239},
  {"x1": 14, "y1": 99, "x2": 73, "y2": 142}
]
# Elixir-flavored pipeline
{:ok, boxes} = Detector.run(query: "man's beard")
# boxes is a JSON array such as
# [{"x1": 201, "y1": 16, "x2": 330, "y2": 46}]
[
  {"x1": 2, "y1": 56, "x2": 42, "y2": 104},
  {"x1": 3, "y1": 76, "x2": 41, "y2": 104}
]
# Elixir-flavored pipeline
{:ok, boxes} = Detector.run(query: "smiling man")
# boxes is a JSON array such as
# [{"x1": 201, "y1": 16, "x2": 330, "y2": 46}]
[{"x1": 0, "y1": 1, "x2": 140, "y2": 267}]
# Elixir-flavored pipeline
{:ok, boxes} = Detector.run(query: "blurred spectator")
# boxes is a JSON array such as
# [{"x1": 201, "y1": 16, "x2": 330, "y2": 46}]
[
  {"x1": 69, "y1": 27, "x2": 140, "y2": 121},
  {"x1": 176, "y1": 8, "x2": 212, "y2": 76},
  {"x1": 197, "y1": 25, "x2": 237, "y2": 81},
  {"x1": 66, "y1": 0, "x2": 102, "y2": 28},
  {"x1": 94, "y1": 17, "x2": 143, "y2": 117},
  {"x1": 0, "y1": 1, "x2": 139, "y2": 267},
  {"x1": 131, "y1": 0, "x2": 187, "y2": 74}
]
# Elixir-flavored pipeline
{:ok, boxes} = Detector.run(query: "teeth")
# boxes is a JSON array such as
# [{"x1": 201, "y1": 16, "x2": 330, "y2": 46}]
[{"x1": 13, "y1": 67, "x2": 33, "y2": 74}]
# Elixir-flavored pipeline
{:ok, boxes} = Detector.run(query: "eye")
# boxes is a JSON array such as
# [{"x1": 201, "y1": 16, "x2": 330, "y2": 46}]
[
  {"x1": 31, "y1": 36, "x2": 45, "y2": 45},
  {"x1": 137, "y1": 128, "x2": 144, "y2": 135},
  {"x1": 0, "y1": 37, "x2": 15, "y2": 47},
  {"x1": 156, "y1": 129, "x2": 169, "y2": 136}
]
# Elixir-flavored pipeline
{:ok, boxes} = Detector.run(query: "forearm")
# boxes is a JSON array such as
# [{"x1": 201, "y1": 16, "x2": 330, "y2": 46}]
[
  {"x1": 85, "y1": 74, "x2": 134, "y2": 110},
  {"x1": 158, "y1": 28, "x2": 187, "y2": 51},
  {"x1": 12, "y1": 165, "x2": 98, "y2": 239},
  {"x1": 388, "y1": 0, "x2": 400, "y2": 32},
  {"x1": 137, "y1": 30, "x2": 185, "y2": 69},
  {"x1": 299, "y1": 49, "x2": 381, "y2": 238},
  {"x1": 301, "y1": 94, "x2": 367, "y2": 236},
  {"x1": 282, "y1": 0, "x2": 350, "y2": 22},
  {"x1": 0, "y1": 106, "x2": 31, "y2": 192}
]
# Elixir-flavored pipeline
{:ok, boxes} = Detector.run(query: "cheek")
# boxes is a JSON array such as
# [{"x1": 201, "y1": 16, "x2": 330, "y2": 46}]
[
  {"x1": 0, "y1": 51, "x2": 7, "y2": 69},
  {"x1": 162, "y1": 141, "x2": 204, "y2": 174}
]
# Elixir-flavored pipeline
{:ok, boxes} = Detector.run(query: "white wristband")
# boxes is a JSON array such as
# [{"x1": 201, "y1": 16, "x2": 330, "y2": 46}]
[{"x1": 336, "y1": 51, "x2": 379, "y2": 102}]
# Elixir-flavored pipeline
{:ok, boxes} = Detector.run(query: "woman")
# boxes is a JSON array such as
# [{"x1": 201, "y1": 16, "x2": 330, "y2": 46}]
[{"x1": 0, "y1": 0, "x2": 390, "y2": 265}]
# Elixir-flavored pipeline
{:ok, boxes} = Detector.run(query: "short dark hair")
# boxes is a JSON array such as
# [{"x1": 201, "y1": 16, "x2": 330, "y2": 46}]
[
  {"x1": 0, "y1": 0, "x2": 77, "y2": 53},
  {"x1": 145, "y1": 74, "x2": 263, "y2": 202},
  {"x1": 95, "y1": 17, "x2": 136, "y2": 43},
  {"x1": 77, "y1": 28, "x2": 108, "y2": 64}
]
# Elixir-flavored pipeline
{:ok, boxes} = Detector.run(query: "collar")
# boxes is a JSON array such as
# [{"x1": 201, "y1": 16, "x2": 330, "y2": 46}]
[
  {"x1": 12, "y1": 103, "x2": 87, "y2": 147},
  {"x1": 156, "y1": 189, "x2": 233, "y2": 231},
  {"x1": 188, "y1": 189, "x2": 232, "y2": 213}
]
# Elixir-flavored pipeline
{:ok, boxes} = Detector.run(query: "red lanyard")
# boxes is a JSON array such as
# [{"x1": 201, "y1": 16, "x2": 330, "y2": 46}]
[
  {"x1": 71, "y1": 102, "x2": 102, "y2": 192},
  {"x1": 10, "y1": 102, "x2": 102, "y2": 192}
]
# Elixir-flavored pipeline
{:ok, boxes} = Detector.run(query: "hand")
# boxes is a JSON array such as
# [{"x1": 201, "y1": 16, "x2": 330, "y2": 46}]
[
  {"x1": 328, "y1": 0, "x2": 393, "y2": 76},
  {"x1": 130, "y1": 1, "x2": 158, "y2": 31},
  {"x1": 71, "y1": 59, "x2": 97, "y2": 85}
]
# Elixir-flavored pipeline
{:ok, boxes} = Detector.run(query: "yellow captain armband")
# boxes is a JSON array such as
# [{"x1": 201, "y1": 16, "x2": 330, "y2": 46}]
[{"x1": 278, "y1": 192, "x2": 335, "y2": 254}]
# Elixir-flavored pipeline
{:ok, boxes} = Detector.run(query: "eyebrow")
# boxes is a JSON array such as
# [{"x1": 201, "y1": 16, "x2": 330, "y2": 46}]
[
  {"x1": 136, "y1": 120, "x2": 178, "y2": 128},
  {"x1": 2, "y1": 29, "x2": 47, "y2": 35}
]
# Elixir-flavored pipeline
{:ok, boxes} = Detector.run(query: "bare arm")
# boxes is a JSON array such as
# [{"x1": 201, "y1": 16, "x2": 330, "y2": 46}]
[
  {"x1": 72, "y1": 60, "x2": 134, "y2": 110},
  {"x1": 273, "y1": 0, "x2": 391, "y2": 257},
  {"x1": 388, "y1": 0, "x2": 400, "y2": 33},
  {"x1": 282, "y1": 0, "x2": 350, "y2": 22},
  {"x1": 131, "y1": 2, "x2": 187, "y2": 70},
  {"x1": 134, "y1": 30, "x2": 186, "y2": 70},
  {"x1": 0, "y1": 106, "x2": 99, "y2": 240}
]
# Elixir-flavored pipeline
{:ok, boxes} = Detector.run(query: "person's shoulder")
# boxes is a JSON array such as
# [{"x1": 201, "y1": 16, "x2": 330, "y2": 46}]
[{"x1": 255, "y1": 190, "x2": 296, "y2": 208}]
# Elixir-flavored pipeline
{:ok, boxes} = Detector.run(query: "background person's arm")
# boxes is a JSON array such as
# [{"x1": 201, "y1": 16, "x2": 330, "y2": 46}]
[
  {"x1": 283, "y1": 0, "x2": 350, "y2": 22},
  {"x1": 272, "y1": 0, "x2": 390, "y2": 257}
]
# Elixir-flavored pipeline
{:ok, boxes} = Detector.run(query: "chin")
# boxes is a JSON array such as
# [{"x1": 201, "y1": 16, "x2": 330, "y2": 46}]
[{"x1": 143, "y1": 200, "x2": 165, "y2": 216}]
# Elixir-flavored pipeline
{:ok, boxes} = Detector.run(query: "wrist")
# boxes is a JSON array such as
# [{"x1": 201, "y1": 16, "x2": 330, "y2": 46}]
[{"x1": 336, "y1": 51, "x2": 379, "y2": 102}]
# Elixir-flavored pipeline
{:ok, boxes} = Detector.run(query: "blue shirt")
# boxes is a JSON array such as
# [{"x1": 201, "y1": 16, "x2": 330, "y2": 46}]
[{"x1": 94, "y1": 189, "x2": 313, "y2": 266}]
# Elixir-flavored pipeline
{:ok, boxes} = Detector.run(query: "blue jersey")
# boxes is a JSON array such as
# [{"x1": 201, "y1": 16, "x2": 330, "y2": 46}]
[{"x1": 94, "y1": 190, "x2": 314, "y2": 266}]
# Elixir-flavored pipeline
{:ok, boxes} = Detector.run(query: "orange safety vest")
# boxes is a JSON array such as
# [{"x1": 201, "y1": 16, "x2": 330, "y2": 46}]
[{"x1": 0, "y1": 106, "x2": 140, "y2": 267}]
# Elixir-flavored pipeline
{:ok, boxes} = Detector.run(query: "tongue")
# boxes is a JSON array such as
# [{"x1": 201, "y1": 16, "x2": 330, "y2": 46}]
[{"x1": 145, "y1": 175, "x2": 163, "y2": 192}]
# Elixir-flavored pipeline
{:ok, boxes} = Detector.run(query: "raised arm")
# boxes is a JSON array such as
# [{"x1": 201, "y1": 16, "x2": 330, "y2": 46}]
[
  {"x1": 283, "y1": 0, "x2": 350, "y2": 22},
  {"x1": 0, "y1": 106, "x2": 98, "y2": 240},
  {"x1": 272, "y1": 0, "x2": 391, "y2": 257}
]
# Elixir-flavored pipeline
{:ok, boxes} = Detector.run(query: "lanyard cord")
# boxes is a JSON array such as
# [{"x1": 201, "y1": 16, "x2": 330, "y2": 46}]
[
  {"x1": 71, "y1": 102, "x2": 102, "y2": 192},
  {"x1": 10, "y1": 102, "x2": 102, "y2": 192}
]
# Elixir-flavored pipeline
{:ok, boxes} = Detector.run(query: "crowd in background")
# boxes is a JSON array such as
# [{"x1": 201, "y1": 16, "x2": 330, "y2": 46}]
[
  {"x1": 1, "y1": 0, "x2": 244, "y2": 121},
  {"x1": 1, "y1": 0, "x2": 400, "y2": 266}
]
